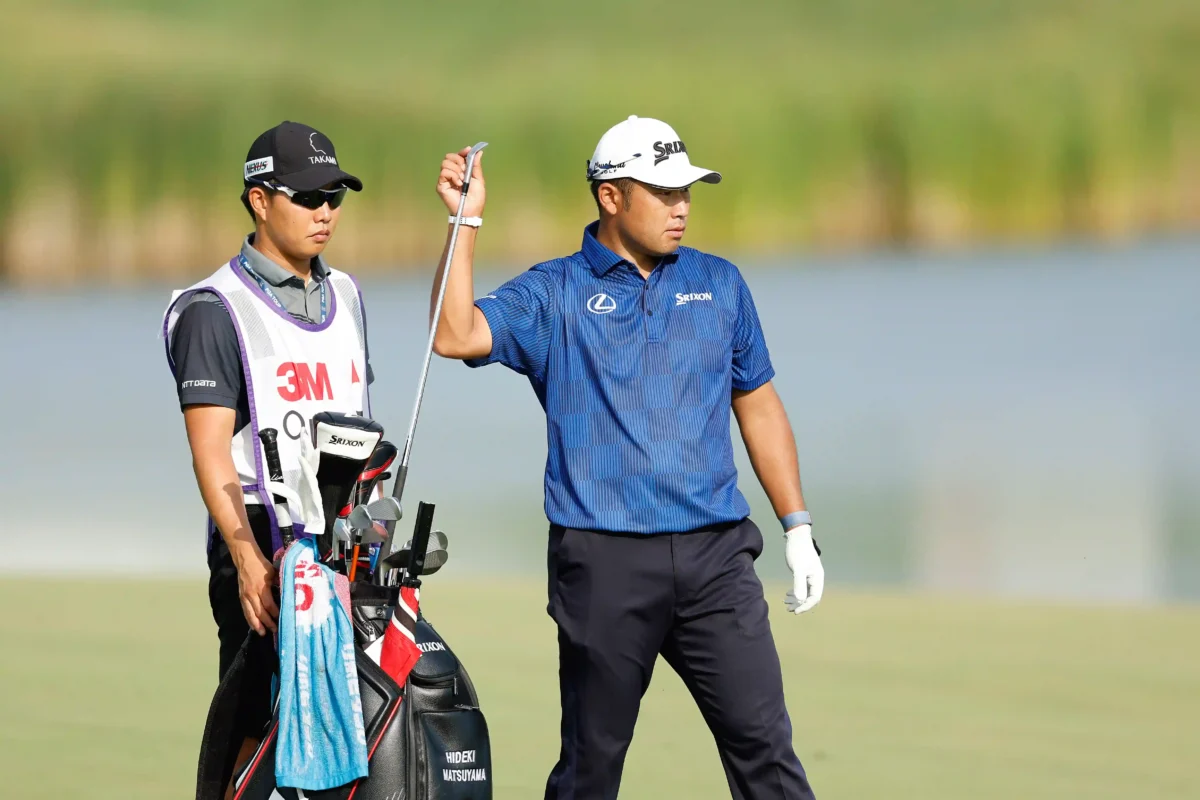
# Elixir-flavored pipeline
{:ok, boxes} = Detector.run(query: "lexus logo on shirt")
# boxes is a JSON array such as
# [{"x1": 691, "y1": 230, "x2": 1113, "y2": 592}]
[{"x1": 586, "y1": 293, "x2": 617, "y2": 314}]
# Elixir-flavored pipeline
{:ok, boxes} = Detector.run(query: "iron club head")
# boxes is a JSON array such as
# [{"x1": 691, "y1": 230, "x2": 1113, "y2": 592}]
[
  {"x1": 380, "y1": 529, "x2": 449, "y2": 575},
  {"x1": 365, "y1": 497, "x2": 402, "y2": 522}
]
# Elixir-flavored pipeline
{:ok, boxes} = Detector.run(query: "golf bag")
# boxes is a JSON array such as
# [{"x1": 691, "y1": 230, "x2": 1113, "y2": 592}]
[
  {"x1": 210, "y1": 592, "x2": 491, "y2": 800},
  {"x1": 196, "y1": 413, "x2": 492, "y2": 800}
]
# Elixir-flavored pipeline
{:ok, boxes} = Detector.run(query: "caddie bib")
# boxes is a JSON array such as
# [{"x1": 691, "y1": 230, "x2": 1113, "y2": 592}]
[{"x1": 163, "y1": 257, "x2": 371, "y2": 549}]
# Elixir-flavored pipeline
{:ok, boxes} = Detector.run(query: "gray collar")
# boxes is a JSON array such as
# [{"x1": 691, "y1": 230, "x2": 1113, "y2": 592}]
[{"x1": 241, "y1": 234, "x2": 329, "y2": 286}]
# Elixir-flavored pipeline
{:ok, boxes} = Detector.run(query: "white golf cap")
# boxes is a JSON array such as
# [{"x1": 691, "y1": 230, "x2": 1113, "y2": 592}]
[{"x1": 586, "y1": 115, "x2": 721, "y2": 189}]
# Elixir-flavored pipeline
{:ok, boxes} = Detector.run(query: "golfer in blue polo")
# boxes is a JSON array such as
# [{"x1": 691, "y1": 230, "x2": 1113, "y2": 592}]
[{"x1": 429, "y1": 116, "x2": 823, "y2": 799}]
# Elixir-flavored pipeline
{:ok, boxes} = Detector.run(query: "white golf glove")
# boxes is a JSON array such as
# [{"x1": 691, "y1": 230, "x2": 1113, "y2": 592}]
[{"x1": 784, "y1": 523, "x2": 824, "y2": 614}]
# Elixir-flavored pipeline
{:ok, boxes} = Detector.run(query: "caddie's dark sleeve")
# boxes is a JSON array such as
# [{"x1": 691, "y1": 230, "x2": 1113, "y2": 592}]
[{"x1": 170, "y1": 300, "x2": 246, "y2": 409}]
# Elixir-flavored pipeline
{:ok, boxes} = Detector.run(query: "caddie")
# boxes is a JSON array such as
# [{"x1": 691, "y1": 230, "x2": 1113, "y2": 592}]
[
  {"x1": 428, "y1": 116, "x2": 824, "y2": 798},
  {"x1": 162, "y1": 121, "x2": 374, "y2": 797}
]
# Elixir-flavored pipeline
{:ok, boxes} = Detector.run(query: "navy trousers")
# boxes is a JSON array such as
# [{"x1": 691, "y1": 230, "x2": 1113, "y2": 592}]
[{"x1": 543, "y1": 518, "x2": 815, "y2": 799}]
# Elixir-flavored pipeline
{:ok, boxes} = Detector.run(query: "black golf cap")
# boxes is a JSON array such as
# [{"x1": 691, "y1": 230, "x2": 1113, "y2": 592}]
[{"x1": 243, "y1": 121, "x2": 363, "y2": 192}]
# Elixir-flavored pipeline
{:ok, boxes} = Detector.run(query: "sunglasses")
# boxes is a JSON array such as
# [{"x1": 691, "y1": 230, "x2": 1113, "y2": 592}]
[{"x1": 250, "y1": 179, "x2": 348, "y2": 210}]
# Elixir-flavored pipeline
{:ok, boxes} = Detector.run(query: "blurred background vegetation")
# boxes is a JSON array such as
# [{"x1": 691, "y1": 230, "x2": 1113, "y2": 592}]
[{"x1": 1, "y1": 0, "x2": 1197, "y2": 285}]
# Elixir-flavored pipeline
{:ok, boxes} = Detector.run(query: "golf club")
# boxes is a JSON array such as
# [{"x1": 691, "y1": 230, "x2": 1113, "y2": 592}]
[
  {"x1": 349, "y1": 497, "x2": 403, "y2": 528},
  {"x1": 258, "y1": 428, "x2": 294, "y2": 547},
  {"x1": 380, "y1": 528, "x2": 449, "y2": 576},
  {"x1": 347, "y1": 496, "x2": 401, "y2": 580},
  {"x1": 332, "y1": 517, "x2": 353, "y2": 565},
  {"x1": 310, "y1": 411, "x2": 383, "y2": 566},
  {"x1": 401, "y1": 501, "x2": 437, "y2": 589},
  {"x1": 375, "y1": 141, "x2": 488, "y2": 584},
  {"x1": 348, "y1": 441, "x2": 399, "y2": 581},
  {"x1": 354, "y1": 440, "x2": 398, "y2": 508}
]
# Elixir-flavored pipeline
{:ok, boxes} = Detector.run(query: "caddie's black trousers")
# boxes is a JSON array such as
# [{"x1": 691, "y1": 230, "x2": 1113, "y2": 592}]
[
  {"x1": 544, "y1": 518, "x2": 815, "y2": 800},
  {"x1": 207, "y1": 505, "x2": 276, "y2": 742}
]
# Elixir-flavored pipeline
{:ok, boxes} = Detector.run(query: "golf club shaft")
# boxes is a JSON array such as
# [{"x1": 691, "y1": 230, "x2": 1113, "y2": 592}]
[
  {"x1": 394, "y1": 144, "x2": 484, "y2": 495},
  {"x1": 376, "y1": 142, "x2": 487, "y2": 583}
]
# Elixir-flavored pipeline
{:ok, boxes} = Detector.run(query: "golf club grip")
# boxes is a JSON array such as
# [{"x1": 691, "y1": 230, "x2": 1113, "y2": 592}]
[
  {"x1": 387, "y1": 464, "x2": 409, "y2": 518},
  {"x1": 259, "y1": 428, "x2": 284, "y2": 483},
  {"x1": 403, "y1": 502, "x2": 436, "y2": 587},
  {"x1": 257, "y1": 428, "x2": 294, "y2": 544}
]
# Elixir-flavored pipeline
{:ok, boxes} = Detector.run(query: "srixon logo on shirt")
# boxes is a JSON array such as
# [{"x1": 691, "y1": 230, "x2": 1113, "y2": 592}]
[
  {"x1": 277, "y1": 362, "x2": 333, "y2": 402},
  {"x1": 443, "y1": 749, "x2": 486, "y2": 782}
]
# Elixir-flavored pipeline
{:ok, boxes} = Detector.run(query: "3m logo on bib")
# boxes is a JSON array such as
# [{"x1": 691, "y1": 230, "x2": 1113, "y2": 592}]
[
  {"x1": 278, "y1": 362, "x2": 333, "y2": 402},
  {"x1": 676, "y1": 292, "x2": 713, "y2": 306}
]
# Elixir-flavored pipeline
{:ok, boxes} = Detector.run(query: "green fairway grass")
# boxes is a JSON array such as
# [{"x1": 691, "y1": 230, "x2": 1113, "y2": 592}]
[{"x1": 0, "y1": 577, "x2": 1196, "y2": 798}]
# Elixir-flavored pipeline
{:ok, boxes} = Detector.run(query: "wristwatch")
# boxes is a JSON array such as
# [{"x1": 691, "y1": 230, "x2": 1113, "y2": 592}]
[
  {"x1": 781, "y1": 511, "x2": 820, "y2": 555},
  {"x1": 780, "y1": 510, "x2": 811, "y2": 532}
]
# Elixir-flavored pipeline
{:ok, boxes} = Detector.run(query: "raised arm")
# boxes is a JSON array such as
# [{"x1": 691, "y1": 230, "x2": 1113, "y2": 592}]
[{"x1": 431, "y1": 147, "x2": 493, "y2": 360}]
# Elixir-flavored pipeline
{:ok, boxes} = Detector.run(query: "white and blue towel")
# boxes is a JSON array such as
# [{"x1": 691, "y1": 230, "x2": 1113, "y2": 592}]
[{"x1": 276, "y1": 538, "x2": 369, "y2": 791}]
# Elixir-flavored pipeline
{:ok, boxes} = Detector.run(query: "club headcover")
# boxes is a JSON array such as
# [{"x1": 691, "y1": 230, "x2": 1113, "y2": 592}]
[
  {"x1": 310, "y1": 412, "x2": 383, "y2": 547},
  {"x1": 354, "y1": 440, "x2": 398, "y2": 508}
]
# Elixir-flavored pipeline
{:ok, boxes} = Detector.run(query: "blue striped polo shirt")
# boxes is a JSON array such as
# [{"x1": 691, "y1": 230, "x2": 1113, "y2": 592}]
[{"x1": 467, "y1": 222, "x2": 775, "y2": 534}]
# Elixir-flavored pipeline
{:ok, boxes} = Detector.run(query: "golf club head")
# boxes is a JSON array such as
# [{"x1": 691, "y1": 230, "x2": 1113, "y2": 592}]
[
  {"x1": 365, "y1": 497, "x2": 402, "y2": 522},
  {"x1": 466, "y1": 142, "x2": 488, "y2": 173},
  {"x1": 333, "y1": 518, "x2": 352, "y2": 543},
  {"x1": 347, "y1": 497, "x2": 401, "y2": 529},
  {"x1": 381, "y1": 529, "x2": 449, "y2": 575},
  {"x1": 347, "y1": 496, "x2": 401, "y2": 544},
  {"x1": 312, "y1": 412, "x2": 384, "y2": 528},
  {"x1": 358, "y1": 525, "x2": 388, "y2": 546},
  {"x1": 347, "y1": 505, "x2": 373, "y2": 533}
]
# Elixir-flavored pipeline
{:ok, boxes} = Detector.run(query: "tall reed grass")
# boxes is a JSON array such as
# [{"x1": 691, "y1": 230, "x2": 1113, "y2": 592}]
[{"x1": 1, "y1": 0, "x2": 1197, "y2": 284}]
